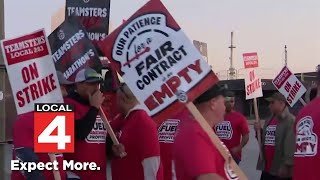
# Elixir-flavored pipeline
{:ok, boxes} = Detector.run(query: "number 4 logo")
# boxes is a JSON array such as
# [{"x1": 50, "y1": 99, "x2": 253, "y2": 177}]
[
  {"x1": 38, "y1": 116, "x2": 71, "y2": 150},
  {"x1": 34, "y1": 103, "x2": 74, "y2": 153}
]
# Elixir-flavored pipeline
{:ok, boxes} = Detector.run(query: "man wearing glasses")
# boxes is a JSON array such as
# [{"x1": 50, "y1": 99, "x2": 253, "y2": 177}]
[{"x1": 214, "y1": 91, "x2": 250, "y2": 165}]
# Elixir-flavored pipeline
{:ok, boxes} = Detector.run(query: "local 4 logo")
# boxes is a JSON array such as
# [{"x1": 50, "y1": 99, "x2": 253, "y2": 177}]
[{"x1": 34, "y1": 103, "x2": 74, "y2": 153}]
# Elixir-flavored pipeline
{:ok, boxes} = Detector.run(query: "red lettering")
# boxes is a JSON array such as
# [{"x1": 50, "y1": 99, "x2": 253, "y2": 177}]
[
  {"x1": 293, "y1": 81, "x2": 301, "y2": 91},
  {"x1": 188, "y1": 59, "x2": 202, "y2": 74},
  {"x1": 144, "y1": 95, "x2": 159, "y2": 111},
  {"x1": 144, "y1": 59, "x2": 203, "y2": 111},
  {"x1": 22, "y1": 87, "x2": 31, "y2": 104},
  {"x1": 249, "y1": 70, "x2": 255, "y2": 82},
  {"x1": 30, "y1": 83, "x2": 39, "y2": 100},
  {"x1": 284, "y1": 82, "x2": 292, "y2": 93},
  {"x1": 41, "y1": 76, "x2": 51, "y2": 94},
  {"x1": 166, "y1": 76, "x2": 181, "y2": 94},
  {"x1": 246, "y1": 79, "x2": 261, "y2": 96},
  {"x1": 49, "y1": 74, "x2": 57, "y2": 91},
  {"x1": 16, "y1": 91, "x2": 25, "y2": 107},
  {"x1": 153, "y1": 84, "x2": 173, "y2": 105},
  {"x1": 21, "y1": 67, "x2": 31, "y2": 83},
  {"x1": 21, "y1": 62, "x2": 39, "y2": 84},
  {"x1": 246, "y1": 85, "x2": 250, "y2": 96},
  {"x1": 286, "y1": 96, "x2": 293, "y2": 104},
  {"x1": 29, "y1": 62, "x2": 39, "y2": 80},
  {"x1": 37, "y1": 80, "x2": 44, "y2": 96},
  {"x1": 14, "y1": 73, "x2": 57, "y2": 107},
  {"x1": 177, "y1": 68, "x2": 191, "y2": 83}
]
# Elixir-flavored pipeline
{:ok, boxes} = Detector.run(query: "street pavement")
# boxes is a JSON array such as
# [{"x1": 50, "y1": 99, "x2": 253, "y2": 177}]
[{"x1": 239, "y1": 125, "x2": 262, "y2": 180}]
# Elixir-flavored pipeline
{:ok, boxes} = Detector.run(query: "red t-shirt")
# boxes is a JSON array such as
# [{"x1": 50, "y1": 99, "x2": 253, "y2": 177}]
[
  {"x1": 293, "y1": 97, "x2": 320, "y2": 180},
  {"x1": 214, "y1": 111, "x2": 250, "y2": 160},
  {"x1": 158, "y1": 109, "x2": 187, "y2": 180},
  {"x1": 264, "y1": 118, "x2": 278, "y2": 172},
  {"x1": 111, "y1": 109, "x2": 163, "y2": 180},
  {"x1": 173, "y1": 112, "x2": 234, "y2": 180},
  {"x1": 64, "y1": 97, "x2": 107, "y2": 180},
  {"x1": 11, "y1": 112, "x2": 66, "y2": 180}
]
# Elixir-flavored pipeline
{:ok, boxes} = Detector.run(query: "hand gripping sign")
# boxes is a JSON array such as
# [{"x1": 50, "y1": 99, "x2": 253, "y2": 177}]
[{"x1": 99, "y1": 0, "x2": 247, "y2": 179}]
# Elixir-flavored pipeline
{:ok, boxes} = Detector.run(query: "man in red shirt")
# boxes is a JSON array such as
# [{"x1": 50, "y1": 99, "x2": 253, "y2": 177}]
[
  {"x1": 110, "y1": 83, "x2": 163, "y2": 180},
  {"x1": 158, "y1": 109, "x2": 189, "y2": 180},
  {"x1": 173, "y1": 84, "x2": 235, "y2": 180},
  {"x1": 63, "y1": 68, "x2": 107, "y2": 179},
  {"x1": 254, "y1": 93, "x2": 295, "y2": 180},
  {"x1": 214, "y1": 91, "x2": 249, "y2": 164},
  {"x1": 293, "y1": 66, "x2": 320, "y2": 180}
]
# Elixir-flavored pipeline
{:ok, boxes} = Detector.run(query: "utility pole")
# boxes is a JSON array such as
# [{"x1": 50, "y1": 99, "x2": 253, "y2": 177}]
[
  {"x1": 284, "y1": 45, "x2": 287, "y2": 66},
  {"x1": 228, "y1": 32, "x2": 236, "y2": 80},
  {"x1": 0, "y1": 0, "x2": 4, "y2": 65}
]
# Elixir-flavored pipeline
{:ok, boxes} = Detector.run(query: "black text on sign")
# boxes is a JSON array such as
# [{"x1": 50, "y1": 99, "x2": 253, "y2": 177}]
[
  {"x1": 144, "y1": 59, "x2": 203, "y2": 111},
  {"x1": 34, "y1": 103, "x2": 75, "y2": 153}
]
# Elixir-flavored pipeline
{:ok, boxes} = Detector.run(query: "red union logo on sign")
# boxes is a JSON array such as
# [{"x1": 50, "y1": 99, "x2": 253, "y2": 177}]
[
  {"x1": 243, "y1": 52, "x2": 259, "y2": 69},
  {"x1": 34, "y1": 103, "x2": 74, "y2": 153}
]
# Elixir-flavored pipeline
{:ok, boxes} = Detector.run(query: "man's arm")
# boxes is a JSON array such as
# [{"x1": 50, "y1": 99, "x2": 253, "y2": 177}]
[
  {"x1": 196, "y1": 173, "x2": 225, "y2": 180},
  {"x1": 240, "y1": 134, "x2": 249, "y2": 148},
  {"x1": 240, "y1": 116, "x2": 250, "y2": 148},
  {"x1": 283, "y1": 119, "x2": 295, "y2": 166},
  {"x1": 15, "y1": 148, "x2": 45, "y2": 180},
  {"x1": 142, "y1": 156, "x2": 161, "y2": 180},
  {"x1": 278, "y1": 118, "x2": 295, "y2": 178},
  {"x1": 136, "y1": 112, "x2": 161, "y2": 180}
]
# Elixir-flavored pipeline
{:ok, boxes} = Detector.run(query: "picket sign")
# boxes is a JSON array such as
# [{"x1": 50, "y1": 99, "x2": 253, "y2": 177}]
[
  {"x1": 243, "y1": 53, "x2": 263, "y2": 158},
  {"x1": 0, "y1": 29, "x2": 64, "y2": 180},
  {"x1": 272, "y1": 66, "x2": 307, "y2": 107},
  {"x1": 186, "y1": 102, "x2": 247, "y2": 180},
  {"x1": 99, "y1": 0, "x2": 248, "y2": 178}
]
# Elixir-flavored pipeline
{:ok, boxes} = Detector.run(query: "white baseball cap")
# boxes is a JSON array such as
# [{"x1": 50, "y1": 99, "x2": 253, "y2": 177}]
[{"x1": 75, "y1": 68, "x2": 103, "y2": 83}]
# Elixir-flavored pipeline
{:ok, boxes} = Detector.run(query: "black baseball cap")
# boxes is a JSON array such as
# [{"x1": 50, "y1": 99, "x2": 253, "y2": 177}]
[{"x1": 194, "y1": 83, "x2": 227, "y2": 104}]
